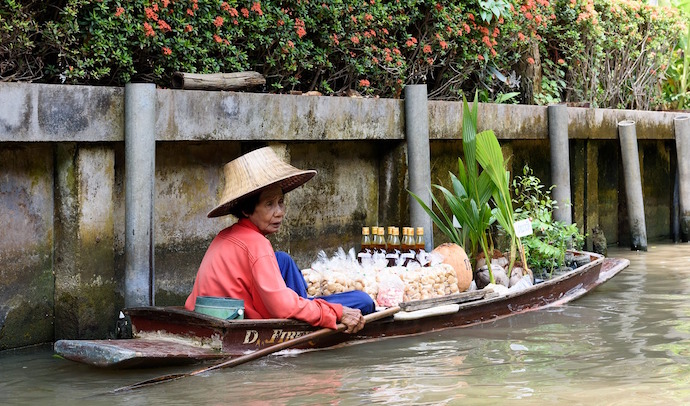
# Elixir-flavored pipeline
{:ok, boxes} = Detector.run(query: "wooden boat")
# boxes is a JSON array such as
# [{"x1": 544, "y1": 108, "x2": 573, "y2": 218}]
[{"x1": 54, "y1": 253, "x2": 628, "y2": 368}]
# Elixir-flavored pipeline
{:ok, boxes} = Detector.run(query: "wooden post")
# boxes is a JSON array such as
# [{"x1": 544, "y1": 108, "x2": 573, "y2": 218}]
[{"x1": 172, "y1": 72, "x2": 266, "y2": 91}]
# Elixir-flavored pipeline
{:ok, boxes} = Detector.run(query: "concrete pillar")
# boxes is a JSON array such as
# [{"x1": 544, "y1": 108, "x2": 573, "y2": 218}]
[
  {"x1": 674, "y1": 115, "x2": 690, "y2": 241},
  {"x1": 548, "y1": 104, "x2": 572, "y2": 224},
  {"x1": 405, "y1": 84, "x2": 433, "y2": 251},
  {"x1": 125, "y1": 83, "x2": 156, "y2": 307},
  {"x1": 618, "y1": 120, "x2": 647, "y2": 251}
]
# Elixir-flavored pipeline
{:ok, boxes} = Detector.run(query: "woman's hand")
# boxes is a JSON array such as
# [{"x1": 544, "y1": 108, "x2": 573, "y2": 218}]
[{"x1": 340, "y1": 307, "x2": 365, "y2": 334}]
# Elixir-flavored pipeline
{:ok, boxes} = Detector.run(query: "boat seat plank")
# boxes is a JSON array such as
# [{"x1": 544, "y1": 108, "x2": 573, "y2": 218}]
[{"x1": 399, "y1": 289, "x2": 494, "y2": 312}]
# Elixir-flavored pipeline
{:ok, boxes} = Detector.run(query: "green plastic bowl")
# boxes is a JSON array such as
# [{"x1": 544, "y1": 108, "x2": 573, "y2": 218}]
[{"x1": 194, "y1": 296, "x2": 245, "y2": 320}]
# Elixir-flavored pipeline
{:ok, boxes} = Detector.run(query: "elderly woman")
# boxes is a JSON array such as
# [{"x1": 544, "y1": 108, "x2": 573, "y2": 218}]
[{"x1": 185, "y1": 147, "x2": 375, "y2": 333}]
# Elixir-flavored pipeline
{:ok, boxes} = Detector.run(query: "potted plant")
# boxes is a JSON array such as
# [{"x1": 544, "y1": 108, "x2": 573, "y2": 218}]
[{"x1": 512, "y1": 165, "x2": 585, "y2": 279}]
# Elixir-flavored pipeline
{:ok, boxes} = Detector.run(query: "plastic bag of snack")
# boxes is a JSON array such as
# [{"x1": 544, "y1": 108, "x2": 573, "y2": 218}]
[{"x1": 376, "y1": 270, "x2": 405, "y2": 307}]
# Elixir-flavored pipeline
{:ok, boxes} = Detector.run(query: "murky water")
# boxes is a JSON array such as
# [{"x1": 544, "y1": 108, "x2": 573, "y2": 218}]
[{"x1": 3, "y1": 243, "x2": 690, "y2": 405}]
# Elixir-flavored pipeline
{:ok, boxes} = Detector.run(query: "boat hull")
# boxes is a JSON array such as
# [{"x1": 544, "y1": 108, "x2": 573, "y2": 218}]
[{"x1": 54, "y1": 253, "x2": 628, "y2": 368}]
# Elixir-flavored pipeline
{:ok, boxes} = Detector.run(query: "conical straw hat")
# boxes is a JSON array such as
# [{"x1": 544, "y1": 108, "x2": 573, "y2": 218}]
[{"x1": 207, "y1": 147, "x2": 316, "y2": 218}]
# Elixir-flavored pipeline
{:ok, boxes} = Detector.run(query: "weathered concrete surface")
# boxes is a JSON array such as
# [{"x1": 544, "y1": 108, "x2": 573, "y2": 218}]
[
  {"x1": 156, "y1": 89, "x2": 405, "y2": 141},
  {"x1": 0, "y1": 83, "x2": 123, "y2": 142},
  {"x1": 0, "y1": 82, "x2": 685, "y2": 348},
  {"x1": 0, "y1": 145, "x2": 54, "y2": 349},
  {"x1": 54, "y1": 145, "x2": 118, "y2": 340}
]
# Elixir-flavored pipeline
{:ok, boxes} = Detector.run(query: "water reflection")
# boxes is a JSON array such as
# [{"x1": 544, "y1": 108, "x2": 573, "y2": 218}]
[{"x1": 3, "y1": 243, "x2": 690, "y2": 405}]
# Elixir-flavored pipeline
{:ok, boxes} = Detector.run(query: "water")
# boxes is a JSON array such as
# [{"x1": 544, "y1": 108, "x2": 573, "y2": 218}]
[{"x1": 3, "y1": 243, "x2": 690, "y2": 405}]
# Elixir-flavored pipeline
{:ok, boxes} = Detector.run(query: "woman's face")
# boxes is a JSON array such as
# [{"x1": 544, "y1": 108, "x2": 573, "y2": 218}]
[{"x1": 247, "y1": 185, "x2": 285, "y2": 235}]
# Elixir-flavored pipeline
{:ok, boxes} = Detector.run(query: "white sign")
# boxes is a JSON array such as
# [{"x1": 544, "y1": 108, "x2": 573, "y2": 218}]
[
  {"x1": 453, "y1": 215, "x2": 462, "y2": 228},
  {"x1": 514, "y1": 219, "x2": 533, "y2": 238}
]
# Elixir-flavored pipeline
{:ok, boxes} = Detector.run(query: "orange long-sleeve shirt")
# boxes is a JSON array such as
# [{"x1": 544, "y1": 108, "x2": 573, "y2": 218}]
[{"x1": 184, "y1": 218, "x2": 343, "y2": 329}]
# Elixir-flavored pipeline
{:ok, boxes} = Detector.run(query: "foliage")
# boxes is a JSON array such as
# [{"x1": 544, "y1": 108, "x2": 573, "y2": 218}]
[
  {"x1": 661, "y1": 0, "x2": 690, "y2": 110},
  {"x1": 0, "y1": 0, "x2": 47, "y2": 81},
  {"x1": 512, "y1": 165, "x2": 585, "y2": 274},
  {"x1": 545, "y1": 0, "x2": 683, "y2": 110},
  {"x1": 0, "y1": 0, "x2": 685, "y2": 109}
]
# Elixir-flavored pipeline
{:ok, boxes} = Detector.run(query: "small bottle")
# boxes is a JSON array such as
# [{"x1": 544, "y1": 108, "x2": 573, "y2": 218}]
[
  {"x1": 358, "y1": 226, "x2": 372, "y2": 263},
  {"x1": 415, "y1": 227, "x2": 426, "y2": 253},
  {"x1": 376, "y1": 226, "x2": 388, "y2": 255},
  {"x1": 415, "y1": 227, "x2": 431, "y2": 266},
  {"x1": 370, "y1": 226, "x2": 382, "y2": 254},
  {"x1": 386, "y1": 226, "x2": 401, "y2": 266},
  {"x1": 400, "y1": 227, "x2": 416, "y2": 266},
  {"x1": 401, "y1": 227, "x2": 415, "y2": 252}
]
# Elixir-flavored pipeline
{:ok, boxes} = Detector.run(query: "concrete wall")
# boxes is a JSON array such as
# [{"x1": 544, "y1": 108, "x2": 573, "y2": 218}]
[{"x1": 0, "y1": 83, "x2": 683, "y2": 349}]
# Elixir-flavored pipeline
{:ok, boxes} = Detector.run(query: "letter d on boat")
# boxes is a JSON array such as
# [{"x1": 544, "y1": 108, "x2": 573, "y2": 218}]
[{"x1": 243, "y1": 330, "x2": 259, "y2": 344}]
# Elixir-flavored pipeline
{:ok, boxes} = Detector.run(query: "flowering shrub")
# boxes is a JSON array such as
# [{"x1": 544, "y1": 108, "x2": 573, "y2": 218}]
[
  {"x1": 549, "y1": 0, "x2": 684, "y2": 110},
  {"x1": 1, "y1": 0, "x2": 685, "y2": 109}
]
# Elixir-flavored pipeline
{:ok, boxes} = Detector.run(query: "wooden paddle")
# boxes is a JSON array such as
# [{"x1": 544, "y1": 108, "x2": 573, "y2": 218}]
[{"x1": 111, "y1": 305, "x2": 401, "y2": 393}]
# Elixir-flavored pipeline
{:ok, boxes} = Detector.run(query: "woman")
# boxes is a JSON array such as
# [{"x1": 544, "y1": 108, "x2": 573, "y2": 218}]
[{"x1": 185, "y1": 147, "x2": 375, "y2": 333}]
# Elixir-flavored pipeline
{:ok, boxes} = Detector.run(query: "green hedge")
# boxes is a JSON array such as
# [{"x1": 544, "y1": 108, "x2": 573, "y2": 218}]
[{"x1": 0, "y1": 0, "x2": 684, "y2": 109}]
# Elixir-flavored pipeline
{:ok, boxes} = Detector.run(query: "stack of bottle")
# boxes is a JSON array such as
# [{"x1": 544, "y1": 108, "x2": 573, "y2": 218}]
[{"x1": 357, "y1": 225, "x2": 429, "y2": 267}]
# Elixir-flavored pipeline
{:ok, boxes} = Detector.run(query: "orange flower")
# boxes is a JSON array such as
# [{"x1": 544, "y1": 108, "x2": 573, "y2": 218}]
[
  {"x1": 558, "y1": 58, "x2": 565, "y2": 64},
  {"x1": 527, "y1": 57, "x2": 535, "y2": 64},
  {"x1": 214, "y1": 16, "x2": 224, "y2": 27},
  {"x1": 115, "y1": 7, "x2": 124, "y2": 17},
  {"x1": 359, "y1": 79, "x2": 370, "y2": 87},
  {"x1": 439, "y1": 40, "x2": 447, "y2": 49},
  {"x1": 287, "y1": 40, "x2": 294, "y2": 48},
  {"x1": 477, "y1": 54, "x2": 484, "y2": 61},
  {"x1": 422, "y1": 44, "x2": 432, "y2": 53},
  {"x1": 143, "y1": 22, "x2": 156, "y2": 37},
  {"x1": 157, "y1": 20, "x2": 171, "y2": 32},
  {"x1": 186, "y1": 9, "x2": 194, "y2": 16},
  {"x1": 145, "y1": 7, "x2": 159, "y2": 21},
  {"x1": 162, "y1": 47, "x2": 172, "y2": 55},
  {"x1": 295, "y1": 18, "x2": 306, "y2": 38},
  {"x1": 229, "y1": 8, "x2": 239, "y2": 17},
  {"x1": 213, "y1": 34, "x2": 223, "y2": 43},
  {"x1": 221, "y1": 2, "x2": 231, "y2": 12},
  {"x1": 241, "y1": 8, "x2": 249, "y2": 17},
  {"x1": 351, "y1": 35, "x2": 360, "y2": 44},
  {"x1": 162, "y1": 0, "x2": 170, "y2": 7},
  {"x1": 251, "y1": 2, "x2": 263, "y2": 16},
  {"x1": 184, "y1": 24, "x2": 193, "y2": 33}
]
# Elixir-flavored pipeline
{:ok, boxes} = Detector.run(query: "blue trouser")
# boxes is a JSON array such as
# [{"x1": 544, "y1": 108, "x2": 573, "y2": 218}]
[{"x1": 275, "y1": 251, "x2": 375, "y2": 315}]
